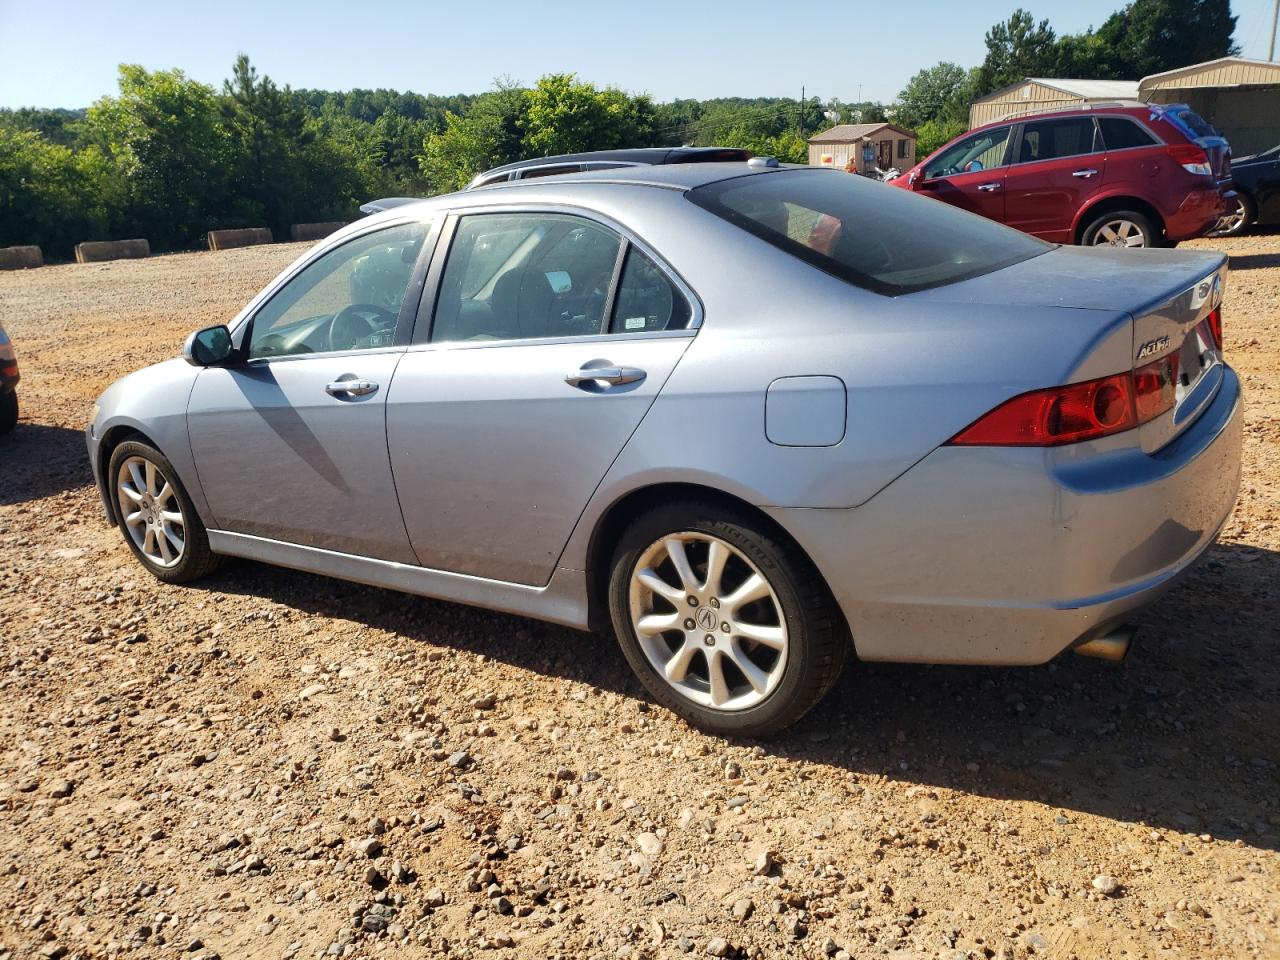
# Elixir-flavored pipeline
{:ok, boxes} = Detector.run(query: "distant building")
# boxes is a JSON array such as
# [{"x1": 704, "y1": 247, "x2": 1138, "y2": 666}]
[
  {"x1": 969, "y1": 79, "x2": 1139, "y2": 129},
  {"x1": 1139, "y1": 58, "x2": 1280, "y2": 157},
  {"x1": 807, "y1": 123, "x2": 917, "y2": 174}
]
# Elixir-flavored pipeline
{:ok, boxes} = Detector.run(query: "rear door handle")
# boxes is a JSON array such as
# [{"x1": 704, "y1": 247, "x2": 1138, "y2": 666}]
[
  {"x1": 977, "y1": 182, "x2": 1001, "y2": 192},
  {"x1": 564, "y1": 364, "x2": 646, "y2": 388},
  {"x1": 325, "y1": 378, "x2": 379, "y2": 397},
  {"x1": 1072, "y1": 168, "x2": 1099, "y2": 178}
]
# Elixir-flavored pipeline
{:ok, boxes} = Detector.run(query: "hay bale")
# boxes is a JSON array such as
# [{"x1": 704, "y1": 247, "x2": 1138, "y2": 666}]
[
  {"x1": 207, "y1": 228, "x2": 273, "y2": 251},
  {"x1": 75, "y1": 239, "x2": 150, "y2": 263},
  {"x1": 289, "y1": 222, "x2": 348, "y2": 242},
  {"x1": 0, "y1": 246, "x2": 43, "y2": 270}
]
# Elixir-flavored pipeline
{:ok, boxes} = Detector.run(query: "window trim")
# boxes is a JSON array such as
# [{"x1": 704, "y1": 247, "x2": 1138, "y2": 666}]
[
  {"x1": 231, "y1": 217, "x2": 442, "y2": 364},
  {"x1": 409, "y1": 203, "x2": 701, "y2": 349}
]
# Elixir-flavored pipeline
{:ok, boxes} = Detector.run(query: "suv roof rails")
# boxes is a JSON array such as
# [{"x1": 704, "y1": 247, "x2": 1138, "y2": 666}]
[{"x1": 991, "y1": 99, "x2": 1177, "y2": 123}]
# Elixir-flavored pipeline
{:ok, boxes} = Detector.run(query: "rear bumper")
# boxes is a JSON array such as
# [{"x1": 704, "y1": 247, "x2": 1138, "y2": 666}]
[
  {"x1": 768, "y1": 366, "x2": 1243, "y2": 665},
  {"x1": 1166, "y1": 186, "x2": 1235, "y2": 241}
]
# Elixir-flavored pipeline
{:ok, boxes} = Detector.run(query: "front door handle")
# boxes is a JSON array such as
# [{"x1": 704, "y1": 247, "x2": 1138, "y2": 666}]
[
  {"x1": 564, "y1": 364, "x2": 646, "y2": 388},
  {"x1": 977, "y1": 182, "x2": 1001, "y2": 192},
  {"x1": 325, "y1": 378, "x2": 379, "y2": 397},
  {"x1": 1072, "y1": 168, "x2": 1099, "y2": 178}
]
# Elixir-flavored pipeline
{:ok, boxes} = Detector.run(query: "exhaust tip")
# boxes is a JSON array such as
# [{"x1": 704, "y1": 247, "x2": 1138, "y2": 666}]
[{"x1": 1075, "y1": 626, "x2": 1135, "y2": 663}]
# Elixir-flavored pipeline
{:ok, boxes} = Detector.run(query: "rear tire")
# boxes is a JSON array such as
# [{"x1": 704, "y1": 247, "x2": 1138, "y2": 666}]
[
  {"x1": 1081, "y1": 210, "x2": 1160, "y2": 248},
  {"x1": 108, "y1": 439, "x2": 221, "y2": 583},
  {"x1": 0, "y1": 391, "x2": 15, "y2": 435},
  {"x1": 607, "y1": 500, "x2": 849, "y2": 737},
  {"x1": 1211, "y1": 193, "x2": 1255, "y2": 237}
]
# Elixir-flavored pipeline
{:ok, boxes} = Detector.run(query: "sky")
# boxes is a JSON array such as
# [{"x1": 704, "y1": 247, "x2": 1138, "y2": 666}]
[{"x1": 1, "y1": 0, "x2": 1277, "y2": 110}]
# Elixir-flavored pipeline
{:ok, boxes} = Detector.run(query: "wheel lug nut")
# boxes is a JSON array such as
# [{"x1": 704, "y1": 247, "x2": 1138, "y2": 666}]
[
  {"x1": 709, "y1": 598, "x2": 720, "y2": 609},
  {"x1": 721, "y1": 623, "x2": 730, "y2": 633},
  {"x1": 684, "y1": 618, "x2": 696, "y2": 630},
  {"x1": 687, "y1": 596, "x2": 698, "y2": 607},
  {"x1": 703, "y1": 634, "x2": 715, "y2": 646}
]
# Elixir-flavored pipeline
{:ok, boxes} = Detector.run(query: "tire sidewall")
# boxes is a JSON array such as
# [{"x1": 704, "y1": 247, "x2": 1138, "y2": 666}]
[
  {"x1": 0, "y1": 391, "x2": 16, "y2": 435},
  {"x1": 107, "y1": 439, "x2": 209, "y2": 582},
  {"x1": 608, "y1": 503, "x2": 834, "y2": 737},
  {"x1": 1081, "y1": 210, "x2": 1158, "y2": 248}
]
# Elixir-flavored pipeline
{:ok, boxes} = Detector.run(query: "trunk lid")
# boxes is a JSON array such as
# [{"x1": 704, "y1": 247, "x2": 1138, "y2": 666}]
[{"x1": 912, "y1": 245, "x2": 1228, "y2": 451}]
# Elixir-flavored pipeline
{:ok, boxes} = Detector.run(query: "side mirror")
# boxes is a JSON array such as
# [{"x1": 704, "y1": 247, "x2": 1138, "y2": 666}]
[
  {"x1": 183, "y1": 325, "x2": 234, "y2": 367},
  {"x1": 907, "y1": 169, "x2": 924, "y2": 191}
]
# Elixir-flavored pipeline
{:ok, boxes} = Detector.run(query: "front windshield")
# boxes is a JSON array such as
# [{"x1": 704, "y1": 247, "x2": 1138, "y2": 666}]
[{"x1": 688, "y1": 169, "x2": 1050, "y2": 296}]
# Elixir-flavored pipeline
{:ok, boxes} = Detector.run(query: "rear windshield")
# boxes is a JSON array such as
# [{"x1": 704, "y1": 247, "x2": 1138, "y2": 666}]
[
  {"x1": 1163, "y1": 106, "x2": 1219, "y2": 140},
  {"x1": 687, "y1": 169, "x2": 1050, "y2": 296}
]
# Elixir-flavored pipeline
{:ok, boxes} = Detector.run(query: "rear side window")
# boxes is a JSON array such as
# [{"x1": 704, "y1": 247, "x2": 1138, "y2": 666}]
[
  {"x1": 1098, "y1": 117, "x2": 1158, "y2": 150},
  {"x1": 608, "y1": 248, "x2": 691, "y2": 333},
  {"x1": 688, "y1": 169, "x2": 1050, "y2": 296},
  {"x1": 1017, "y1": 118, "x2": 1100, "y2": 163}
]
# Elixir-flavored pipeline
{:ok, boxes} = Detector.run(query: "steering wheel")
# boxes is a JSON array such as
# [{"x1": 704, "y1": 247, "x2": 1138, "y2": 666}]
[{"x1": 328, "y1": 303, "x2": 397, "y2": 351}]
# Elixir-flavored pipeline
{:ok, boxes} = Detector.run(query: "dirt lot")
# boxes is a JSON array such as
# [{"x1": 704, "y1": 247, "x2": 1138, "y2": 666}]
[{"x1": 0, "y1": 234, "x2": 1276, "y2": 960}]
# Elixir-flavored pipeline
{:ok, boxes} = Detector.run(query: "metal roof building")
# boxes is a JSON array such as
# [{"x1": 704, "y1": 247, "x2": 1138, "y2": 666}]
[
  {"x1": 1139, "y1": 58, "x2": 1280, "y2": 156},
  {"x1": 969, "y1": 79, "x2": 1140, "y2": 128}
]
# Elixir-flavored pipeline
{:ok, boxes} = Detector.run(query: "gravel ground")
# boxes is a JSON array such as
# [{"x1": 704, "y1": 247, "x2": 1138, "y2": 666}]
[{"x1": 0, "y1": 235, "x2": 1276, "y2": 960}]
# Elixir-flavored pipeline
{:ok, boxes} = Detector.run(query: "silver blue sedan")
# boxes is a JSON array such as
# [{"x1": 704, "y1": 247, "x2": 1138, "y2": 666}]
[{"x1": 87, "y1": 162, "x2": 1242, "y2": 736}]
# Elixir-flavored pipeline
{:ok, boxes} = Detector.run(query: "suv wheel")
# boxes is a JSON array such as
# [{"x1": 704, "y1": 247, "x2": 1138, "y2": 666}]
[
  {"x1": 608, "y1": 501, "x2": 848, "y2": 737},
  {"x1": 109, "y1": 439, "x2": 221, "y2": 582},
  {"x1": 0, "y1": 391, "x2": 16, "y2": 435},
  {"x1": 1081, "y1": 210, "x2": 1160, "y2": 248}
]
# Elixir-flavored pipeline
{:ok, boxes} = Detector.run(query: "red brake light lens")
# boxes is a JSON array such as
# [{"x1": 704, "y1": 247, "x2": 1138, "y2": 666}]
[
  {"x1": 1167, "y1": 142, "x2": 1212, "y2": 175},
  {"x1": 949, "y1": 353, "x2": 1183, "y2": 448},
  {"x1": 1205, "y1": 306, "x2": 1223, "y2": 350}
]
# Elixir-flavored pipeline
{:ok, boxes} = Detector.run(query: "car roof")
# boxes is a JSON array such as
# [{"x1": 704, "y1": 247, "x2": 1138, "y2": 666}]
[
  {"x1": 471, "y1": 160, "x2": 803, "y2": 193},
  {"x1": 478, "y1": 146, "x2": 750, "y2": 177}
]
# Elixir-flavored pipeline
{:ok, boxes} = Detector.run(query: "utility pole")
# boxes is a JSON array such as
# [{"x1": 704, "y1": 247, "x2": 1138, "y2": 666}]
[{"x1": 1270, "y1": 0, "x2": 1279, "y2": 61}]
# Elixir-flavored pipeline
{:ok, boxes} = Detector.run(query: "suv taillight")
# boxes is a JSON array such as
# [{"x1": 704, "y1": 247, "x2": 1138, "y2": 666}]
[
  {"x1": 1168, "y1": 142, "x2": 1212, "y2": 176},
  {"x1": 948, "y1": 355, "x2": 1181, "y2": 447}
]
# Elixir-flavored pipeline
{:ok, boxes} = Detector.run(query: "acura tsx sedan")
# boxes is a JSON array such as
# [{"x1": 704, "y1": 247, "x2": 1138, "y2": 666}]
[{"x1": 88, "y1": 161, "x2": 1242, "y2": 736}]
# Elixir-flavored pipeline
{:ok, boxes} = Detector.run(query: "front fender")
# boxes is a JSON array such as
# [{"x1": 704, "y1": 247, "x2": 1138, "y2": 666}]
[{"x1": 89, "y1": 359, "x2": 210, "y2": 524}]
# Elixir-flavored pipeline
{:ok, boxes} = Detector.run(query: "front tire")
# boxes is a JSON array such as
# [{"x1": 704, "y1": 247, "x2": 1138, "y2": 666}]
[
  {"x1": 108, "y1": 439, "x2": 220, "y2": 583},
  {"x1": 0, "y1": 391, "x2": 16, "y2": 435},
  {"x1": 608, "y1": 501, "x2": 848, "y2": 737}
]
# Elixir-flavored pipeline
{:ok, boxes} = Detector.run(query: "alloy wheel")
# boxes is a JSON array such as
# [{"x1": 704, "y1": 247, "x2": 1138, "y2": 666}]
[
  {"x1": 1091, "y1": 218, "x2": 1148, "y2": 248},
  {"x1": 116, "y1": 455, "x2": 186, "y2": 568},
  {"x1": 1213, "y1": 197, "x2": 1249, "y2": 236},
  {"x1": 628, "y1": 532, "x2": 788, "y2": 711}
]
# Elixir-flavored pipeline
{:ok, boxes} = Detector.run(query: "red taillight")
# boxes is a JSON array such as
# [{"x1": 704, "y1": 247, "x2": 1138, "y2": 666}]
[
  {"x1": 1206, "y1": 306, "x2": 1223, "y2": 350},
  {"x1": 949, "y1": 355, "x2": 1181, "y2": 447},
  {"x1": 1167, "y1": 142, "x2": 1212, "y2": 176}
]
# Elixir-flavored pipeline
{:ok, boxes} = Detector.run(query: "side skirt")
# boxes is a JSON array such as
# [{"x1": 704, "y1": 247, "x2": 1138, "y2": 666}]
[{"x1": 206, "y1": 530, "x2": 591, "y2": 630}]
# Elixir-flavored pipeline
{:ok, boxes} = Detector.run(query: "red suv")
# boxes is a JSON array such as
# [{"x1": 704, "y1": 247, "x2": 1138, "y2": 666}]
[{"x1": 892, "y1": 103, "x2": 1232, "y2": 248}]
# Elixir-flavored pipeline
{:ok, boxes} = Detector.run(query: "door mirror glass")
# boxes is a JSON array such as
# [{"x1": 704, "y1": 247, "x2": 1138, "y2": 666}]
[{"x1": 184, "y1": 325, "x2": 234, "y2": 366}]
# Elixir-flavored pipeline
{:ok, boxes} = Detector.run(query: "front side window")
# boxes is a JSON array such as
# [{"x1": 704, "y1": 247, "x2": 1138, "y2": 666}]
[
  {"x1": 248, "y1": 222, "x2": 429, "y2": 359},
  {"x1": 431, "y1": 213, "x2": 622, "y2": 342},
  {"x1": 1098, "y1": 117, "x2": 1158, "y2": 150},
  {"x1": 688, "y1": 169, "x2": 1050, "y2": 296},
  {"x1": 924, "y1": 126, "x2": 1012, "y2": 178},
  {"x1": 1016, "y1": 118, "x2": 1100, "y2": 164}
]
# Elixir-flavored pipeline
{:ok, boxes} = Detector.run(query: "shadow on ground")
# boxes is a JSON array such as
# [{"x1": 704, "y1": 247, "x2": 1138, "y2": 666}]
[
  {"x1": 0, "y1": 422, "x2": 93, "y2": 505},
  {"x1": 196, "y1": 538, "x2": 1280, "y2": 853}
]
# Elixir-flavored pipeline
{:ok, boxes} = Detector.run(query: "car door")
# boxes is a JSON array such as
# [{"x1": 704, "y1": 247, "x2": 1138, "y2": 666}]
[
  {"x1": 1003, "y1": 117, "x2": 1106, "y2": 242},
  {"x1": 387, "y1": 210, "x2": 697, "y2": 586},
  {"x1": 187, "y1": 219, "x2": 436, "y2": 562},
  {"x1": 915, "y1": 124, "x2": 1013, "y2": 222}
]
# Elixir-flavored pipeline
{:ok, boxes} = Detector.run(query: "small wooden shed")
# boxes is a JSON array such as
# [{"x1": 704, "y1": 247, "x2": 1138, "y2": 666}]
[
  {"x1": 969, "y1": 79, "x2": 1139, "y2": 129},
  {"x1": 1140, "y1": 58, "x2": 1280, "y2": 156},
  {"x1": 807, "y1": 122, "x2": 917, "y2": 174}
]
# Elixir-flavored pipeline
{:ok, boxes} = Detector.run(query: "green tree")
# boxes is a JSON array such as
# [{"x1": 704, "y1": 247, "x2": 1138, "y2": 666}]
[
  {"x1": 419, "y1": 78, "x2": 529, "y2": 193},
  {"x1": 896, "y1": 62, "x2": 970, "y2": 128},
  {"x1": 1091, "y1": 0, "x2": 1237, "y2": 77},
  {"x1": 976, "y1": 10, "x2": 1059, "y2": 97},
  {"x1": 522, "y1": 73, "x2": 647, "y2": 157},
  {"x1": 83, "y1": 64, "x2": 230, "y2": 249},
  {"x1": 0, "y1": 128, "x2": 114, "y2": 257}
]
